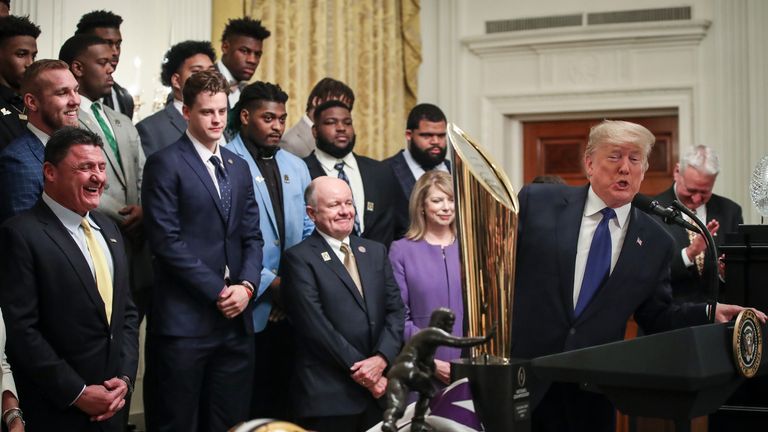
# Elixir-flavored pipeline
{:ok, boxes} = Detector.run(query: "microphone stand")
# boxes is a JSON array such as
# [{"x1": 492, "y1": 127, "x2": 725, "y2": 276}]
[{"x1": 671, "y1": 200, "x2": 718, "y2": 323}]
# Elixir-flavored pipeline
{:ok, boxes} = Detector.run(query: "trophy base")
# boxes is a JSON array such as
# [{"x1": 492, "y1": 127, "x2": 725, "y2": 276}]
[{"x1": 451, "y1": 358, "x2": 532, "y2": 432}]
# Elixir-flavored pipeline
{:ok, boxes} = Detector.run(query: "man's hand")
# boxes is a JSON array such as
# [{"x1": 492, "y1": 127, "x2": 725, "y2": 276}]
[
  {"x1": 118, "y1": 205, "x2": 143, "y2": 233},
  {"x1": 74, "y1": 383, "x2": 125, "y2": 420},
  {"x1": 268, "y1": 306, "x2": 287, "y2": 322},
  {"x1": 369, "y1": 377, "x2": 388, "y2": 399},
  {"x1": 686, "y1": 219, "x2": 719, "y2": 261},
  {"x1": 217, "y1": 285, "x2": 250, "y2": 318},
  {"x1": 90, "y1": 378, "x2": 129, "y2": 421},
  {"x1": 351, "y1": 355, "x2": 387, "y2": 388},
  {"x1": 715, "y1": 303, "x2": 768, "y2": 324},
  {"x1": 434, "y1": 359, "x2": 451, "y2": 385}
]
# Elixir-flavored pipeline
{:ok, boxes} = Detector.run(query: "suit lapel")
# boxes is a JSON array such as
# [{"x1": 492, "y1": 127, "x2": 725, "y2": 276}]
[
  {"x1": 304, "y1": 153, "x2": 325, "y2": 179},
  {"x1": 166, "y1": 103, "x2": 187, "y2": 134},
  {"x1": 557, "y1": 186, "x2": 588, "y2": 319},
  {"x1": 311, "y1": 232, "x2": 367, "y2": 311},
  {"x1": 25, "y1": 133, "x2": 44, "y2": 163},
  {"x1": 356, "y1": 155, "x2": 375, "y2": 229},
  {"x1": 230, "y1": 138, "x2": 279, "y2": 236},
  {"x1": 178, "y1": 136, "x2": 227, "y2": 222},
  {"x1": 351, "y1": 237, "x2": 379, "y2": 314},
  {"x1": 35, "y1": 203, "x2": 109, "y2": 327},
  {"x1": 104, "y1": 107, "x2": 134, "y2": 187},
  {"x1": 391, "y1": 153, "x2": 416, "y2": 199},
  {"x1": 78, "y1": 108, "x2": 127, "y2": 188}
]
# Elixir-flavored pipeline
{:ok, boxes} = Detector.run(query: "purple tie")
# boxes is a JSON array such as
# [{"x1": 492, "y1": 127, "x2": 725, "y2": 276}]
[{"x1": 575, "y1": 207, "x2": 616, "y2": 317}]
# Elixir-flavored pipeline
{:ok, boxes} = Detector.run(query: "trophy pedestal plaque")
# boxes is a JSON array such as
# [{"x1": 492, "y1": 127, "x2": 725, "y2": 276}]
[{"x1": 451, "y1": 358, "x2": 533, "y2": 432}]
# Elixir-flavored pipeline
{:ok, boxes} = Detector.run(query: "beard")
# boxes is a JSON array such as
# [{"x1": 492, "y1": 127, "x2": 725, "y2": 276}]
[
  {"x1": 408, "y1": 139, "x2": 446, "y2": 170},
  {"x1": 316, "y1": 134, "x2": 356, "y2": 159}
]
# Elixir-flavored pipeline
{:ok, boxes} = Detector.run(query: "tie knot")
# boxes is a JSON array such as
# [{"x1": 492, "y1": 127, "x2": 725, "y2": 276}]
[
  {"x1": 600, "y1": 207, "x2": 617, "y2": 220},
  {"x1": 334, "y1": 162, "x2": 345, "y2": 172},
  {"x1": 210, "y1": 155, "x2": 222, "y2": 167},
  {"x1": 340, "y1": 243, "x2": 351, "y2": 254},
  {"x1": 81, "y1": 217, "x2": 93, "y2": 233}
]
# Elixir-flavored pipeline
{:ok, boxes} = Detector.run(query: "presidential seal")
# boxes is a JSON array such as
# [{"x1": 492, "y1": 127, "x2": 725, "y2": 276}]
[{"x1": 732, "y1": 309, "x2": 762, "y2": 378}]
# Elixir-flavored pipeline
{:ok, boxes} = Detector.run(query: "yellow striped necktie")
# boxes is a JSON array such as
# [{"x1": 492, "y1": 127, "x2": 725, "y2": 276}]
[{"x1": 81, "y1": 218, "x2": 113, "y2": 324}]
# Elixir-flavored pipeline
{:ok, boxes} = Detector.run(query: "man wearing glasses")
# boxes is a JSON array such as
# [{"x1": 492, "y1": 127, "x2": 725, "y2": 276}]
[{"x1": 654, "y1": 145, "x2": 743, "y2": 302}]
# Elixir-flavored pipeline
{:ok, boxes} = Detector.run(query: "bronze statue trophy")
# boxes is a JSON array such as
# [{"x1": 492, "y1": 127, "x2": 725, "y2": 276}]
[{"x1": 381, "y1": 308, "x2": 493, "y2": 432}]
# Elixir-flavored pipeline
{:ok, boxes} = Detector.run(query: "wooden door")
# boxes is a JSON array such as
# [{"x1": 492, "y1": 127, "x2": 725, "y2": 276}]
[{"x1": 523, "y1": 116, "x2": 678, "y2": 196}]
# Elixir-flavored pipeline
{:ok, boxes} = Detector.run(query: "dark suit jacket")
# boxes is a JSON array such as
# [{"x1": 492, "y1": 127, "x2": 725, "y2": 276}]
[
  {"x1": 102, "y1": 81, "x2": 135, "y2": 120},
  {"x1": 0, "y1": 202, "x2": 139, "y2": 431},
  {"x1": 653, "y1": 186, "x2": 744, "y2": 302},
  {"x1": 136, "y1": 102, "x2": 187, "y2": 157},
  {"x1": 511, "y1": 184, "x2": 708, "y2": 361},
  {"x1": 142, "y1": 134, "x2": 263, "y2": 337},
  {"x1": 0, "y1": 130, "x2": 44, "y2": 222},
  {"x1": 304, "y1": 151, "x2": 403, "y2": 247},
  {"x1": 282, "y1": 231, "x2": 404, "y2": 417}
]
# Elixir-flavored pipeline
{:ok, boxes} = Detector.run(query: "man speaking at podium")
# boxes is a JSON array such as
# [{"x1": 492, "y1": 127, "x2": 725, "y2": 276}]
[{"x1": 511, "y1": 120, "x2": 765, "y2": 432}]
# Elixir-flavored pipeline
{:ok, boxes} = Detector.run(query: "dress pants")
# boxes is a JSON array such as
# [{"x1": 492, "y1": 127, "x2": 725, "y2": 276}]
[
  {"x1": 251, "y1": 318, "x2": 294, "y2": 420},
  {"x1": 149, "y1": 323, "x2": 254, "y2": 431}
]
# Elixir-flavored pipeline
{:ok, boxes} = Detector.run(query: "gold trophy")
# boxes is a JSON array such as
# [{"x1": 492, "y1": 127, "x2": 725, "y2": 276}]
[{"x1": 448, "y1": 124, "x2": 531, "y2": 431}]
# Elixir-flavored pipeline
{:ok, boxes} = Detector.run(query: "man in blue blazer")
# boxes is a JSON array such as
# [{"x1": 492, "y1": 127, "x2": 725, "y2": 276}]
[
  {"x1": 226, "y1": 81, "x2": 314, "y2": 418},
  {"x1": 141, "y1": 70, "x2": 263, "y2": 431},
  {"x1": 137, "y1": 40, "x2": 216, "y2": 157},
  {"x1": 282, "y1": 177, "x2": 404, "y2": 432},
  {"x1": 0, "y1": 60, "x2": 80, "y2": 222},
  {"x1": 512, "y1": 120, "x2": 761, "y2": 432}
]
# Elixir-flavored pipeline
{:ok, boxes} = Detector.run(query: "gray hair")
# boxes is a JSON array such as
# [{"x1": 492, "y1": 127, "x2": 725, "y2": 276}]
[
  {"x1": 679, "y1": 145, "x2": 720, "y2": 175},
  {"x1": 585, "y1": 120, "x2": 655, "y2": 171}
]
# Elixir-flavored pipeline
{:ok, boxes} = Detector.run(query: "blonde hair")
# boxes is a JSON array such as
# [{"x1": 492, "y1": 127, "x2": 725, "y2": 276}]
[
  {"x1": 586, "y1": 120, "x2": 655, "y2": 171},
  {"x1": 405, "y1": 171, "x2": 455, "y2": 240}
]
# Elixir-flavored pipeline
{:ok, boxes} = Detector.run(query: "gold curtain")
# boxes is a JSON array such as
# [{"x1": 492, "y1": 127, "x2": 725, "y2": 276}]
[{"x1": 211, "y1": 0, "x2": 421, "y2": 160}]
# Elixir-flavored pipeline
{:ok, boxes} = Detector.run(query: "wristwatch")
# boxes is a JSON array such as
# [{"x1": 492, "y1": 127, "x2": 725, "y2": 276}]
[
  {"x1": 2, "y1": 407, "x2": 24, "y2": 428},
  {"x1": 119, "y1": 375, "x2": 134, "y2": 396}
]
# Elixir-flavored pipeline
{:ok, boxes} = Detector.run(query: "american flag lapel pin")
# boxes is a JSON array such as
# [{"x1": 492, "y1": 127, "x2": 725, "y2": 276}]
[{"x1": 636, "y1": 237, "x2": 643, "y2": 246}]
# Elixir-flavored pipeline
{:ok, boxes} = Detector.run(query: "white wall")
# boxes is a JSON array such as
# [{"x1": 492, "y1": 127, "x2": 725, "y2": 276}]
[
  {"x1": 11, "y1": 0, "x2": 212, "y2": 121},
  {"x1": 420, "y1": 0, "x2": 768, "y2": 223}
]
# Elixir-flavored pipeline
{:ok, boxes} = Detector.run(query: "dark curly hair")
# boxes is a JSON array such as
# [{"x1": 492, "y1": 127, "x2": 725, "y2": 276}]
[
  {"x1": 75, "y1": 10, "x2": 122, "y2": 34},
  {"x1": 305, "y1": 77, "x2": 355, "y2": 112},
  {"x1": 227, "y1": 81, "x2": 288, "y2": 135},
  {"x1": 160, "y1": 40, "x2": 216, "y2": 87},
  {"x1": 0, "y1": 15, "x2": 41, "y2": 42},
  {"x1": 221, "y1": 17, "x2": 270, "y2": 42}
]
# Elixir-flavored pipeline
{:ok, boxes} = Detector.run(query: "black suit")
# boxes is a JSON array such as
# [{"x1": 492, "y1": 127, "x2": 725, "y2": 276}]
[
  {"x1": 0, "y1": 202, "x2": 139, "y2": 431},
  {"x1": 282, "y1": 231, "x2": 404, "y2": 430},
  {"x1": 102, "y1": 82, "x2": 135, "y2": 120},
  {"x1": 513, "y1": 184, "x2": 708, "y2": 432},
  {"x1": 136, "y1": 102, "x2": 187, "y2": 157},
  {"x1": 653, "y1": 186, "x2": 743, "y2": 302},
  {"x1": 304, "y1": 151, "x2": 403, "y2": 247}
]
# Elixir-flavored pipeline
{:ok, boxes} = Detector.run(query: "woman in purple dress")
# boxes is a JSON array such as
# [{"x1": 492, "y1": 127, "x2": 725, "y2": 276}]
[{"x1": 389, "y1": 171, "x2": 461, "y2": 385}]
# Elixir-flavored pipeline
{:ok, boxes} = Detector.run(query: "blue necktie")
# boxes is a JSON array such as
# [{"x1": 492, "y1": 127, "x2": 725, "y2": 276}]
[
  {"x1": 575, "y1": 207, "x2": 616, "y2": 317},
  {"x1": 334, "y1": 162, "x2": 361, "y2": 235},
  {"x1": 210, "y1": 155, "x2": 231, "y2": 219}
]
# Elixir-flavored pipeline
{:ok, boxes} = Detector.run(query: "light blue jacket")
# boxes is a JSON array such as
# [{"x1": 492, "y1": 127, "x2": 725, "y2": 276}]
[{"x1": 226, "y1": 134, "x2": 314, "y2": 332}]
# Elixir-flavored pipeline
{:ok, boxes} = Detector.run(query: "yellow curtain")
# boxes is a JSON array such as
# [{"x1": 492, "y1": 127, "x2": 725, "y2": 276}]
[{"x1": 211, "y1": 0, "x2": 421, "y2": 160}]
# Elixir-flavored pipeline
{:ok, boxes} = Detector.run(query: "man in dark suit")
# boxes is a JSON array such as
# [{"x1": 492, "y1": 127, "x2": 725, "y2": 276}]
[
  {"x1": 137, "y1": 40, "x2": 216, "y2": 157},
  {"x1": 282, "y1": 176, "x2": 404, "y2": 432},
  {"x1": 0, "y1": 15, "x2": 40, "y2": 150},
  {"x1": 0, "y1": 59, "x2": 80, "y2": 222},
  {"x1": 75, "y1": 10, "x2": 134, "y2": 119},
  {"x1": 512, "y1": 120, "x2": 760, "y2": 432},
  {"x1": 653, "y1": 145, "x2": 744, "y2": 302},
  {"x1": 0, "y1": 126, "x2": 139, "y2": 431},
  {"x1": 216, "y1": 17, "x2": 270, "y2": 141},
  {"x1": 384, "y1": 103, "x2": 449, "y2": 236},
  {"x1": 304, "y1": 100, "x2": 402, "y2": 247},
  {"x1": 142, "y1": 70, "x2": 263, "y2": 431}
]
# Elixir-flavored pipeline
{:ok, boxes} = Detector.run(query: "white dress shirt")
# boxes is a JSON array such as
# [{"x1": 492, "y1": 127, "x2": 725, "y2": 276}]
[
  {"x1": 673, "y1": 182, "x2": 708, "y2": 268},
  {"x1": 317, "y1": 230, "x2": 352, "y2": 263},
  {"x1": 315, "y1": 148, "x2": 366, "y2": 233},
  {"x1": 216, "y1": 60, "x2": 243, "y2": 108},
  {"x1": 188, "y1": 131, "x2": 225, "y2": 197},
  {"x1": 80, "y1": 95, "x2": 116, "y2": 138},
  {"x1": 572, "y1": 187, "x2": 631, "y2": 308},
  {"x1": 27, "y1": 122, "x2": 50, "y2": 145}
]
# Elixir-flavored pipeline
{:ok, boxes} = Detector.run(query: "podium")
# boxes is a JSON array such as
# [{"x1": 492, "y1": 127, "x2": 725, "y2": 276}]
[{"x1": 532, "y1": 323, "x2": 764, "y2": 431}]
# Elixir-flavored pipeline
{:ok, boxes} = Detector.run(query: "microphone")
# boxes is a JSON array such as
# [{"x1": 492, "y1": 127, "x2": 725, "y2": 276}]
[{"x1": 632, "y1": 194, "x2": 701, "y2": 233}]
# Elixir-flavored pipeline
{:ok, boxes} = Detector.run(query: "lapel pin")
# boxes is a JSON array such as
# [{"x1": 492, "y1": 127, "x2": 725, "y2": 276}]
[
  {"x1": 228, "y1": 158, "x2": 234, "y2": 165},
  {"x1": 366, "y1": 202, "x2": 374, "y2": 212},
  {"x1": 18, "y1": 113, "x2": 27, "y2": 121},
  {"x1": 115, "y1": 119, "x2": 121, "y2": 126},
  {"x1": 109, "y1": 238, "x2": 118, "y2": 243},
  {"x1": 255, "y1": 176, "x2": 265, "y2": 183},
  {"x1": 283, "y1": 174, "x2": 290, "y2": 184},
  {"x1": 321, "y1": 251, "x2": 331, "y2": 262},
  {"x1": 0, "y1": 108, "x2": 10, "y2": 116},
  {"x1": 358, "y1": 246, "x2": 366, "y2": 253},
  {"x1": 636, "y1": 237, "x2": 643, "y2": 246}
]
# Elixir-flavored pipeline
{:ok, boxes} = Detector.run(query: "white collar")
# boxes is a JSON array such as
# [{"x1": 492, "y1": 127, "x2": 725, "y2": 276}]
[
  {"x1": 187, "y1": 131, "x2": 222, "y2": 162},
  {"x1": 27, "y1": 122, "x2": 50, "y2": 145},
  {"x1": 42, "y1": 192, "x2": 102, "y2": 234},
  {"x1": 79, "y1": 94, "x2": 96, "y2": 112},
  {"x1": 315, "y1": 148, "x2": 357, "y2": 173},
  {"x1": 584, "y1": 186, "x2": 631, "y2": 229},
  {"x1": 317, "y1": 229, "x2": 350, "y2": 251},
  {"x1": 217, "y1": 60, "x2": 238, "y2": 85},
  {"x1": 173, "y1": 98, "x2": 183, "y2": 115}
]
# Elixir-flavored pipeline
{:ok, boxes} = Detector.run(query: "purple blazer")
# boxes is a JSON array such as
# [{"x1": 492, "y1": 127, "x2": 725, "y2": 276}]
[{"x1": 389, "y1": 238, "x2": 463, "y2": 362}]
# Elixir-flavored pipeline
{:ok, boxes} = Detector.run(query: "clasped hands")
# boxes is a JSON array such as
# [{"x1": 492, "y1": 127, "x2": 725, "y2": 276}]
[
  {"x1": 74, "y1": 377, "x2": 128, "y2": 422},
  {"x1": 351, "y1": 355, "x2": 388, "y2": 398},
  {"x1": 217, "y1": 284, "x2": 251, "y2": 319}
]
